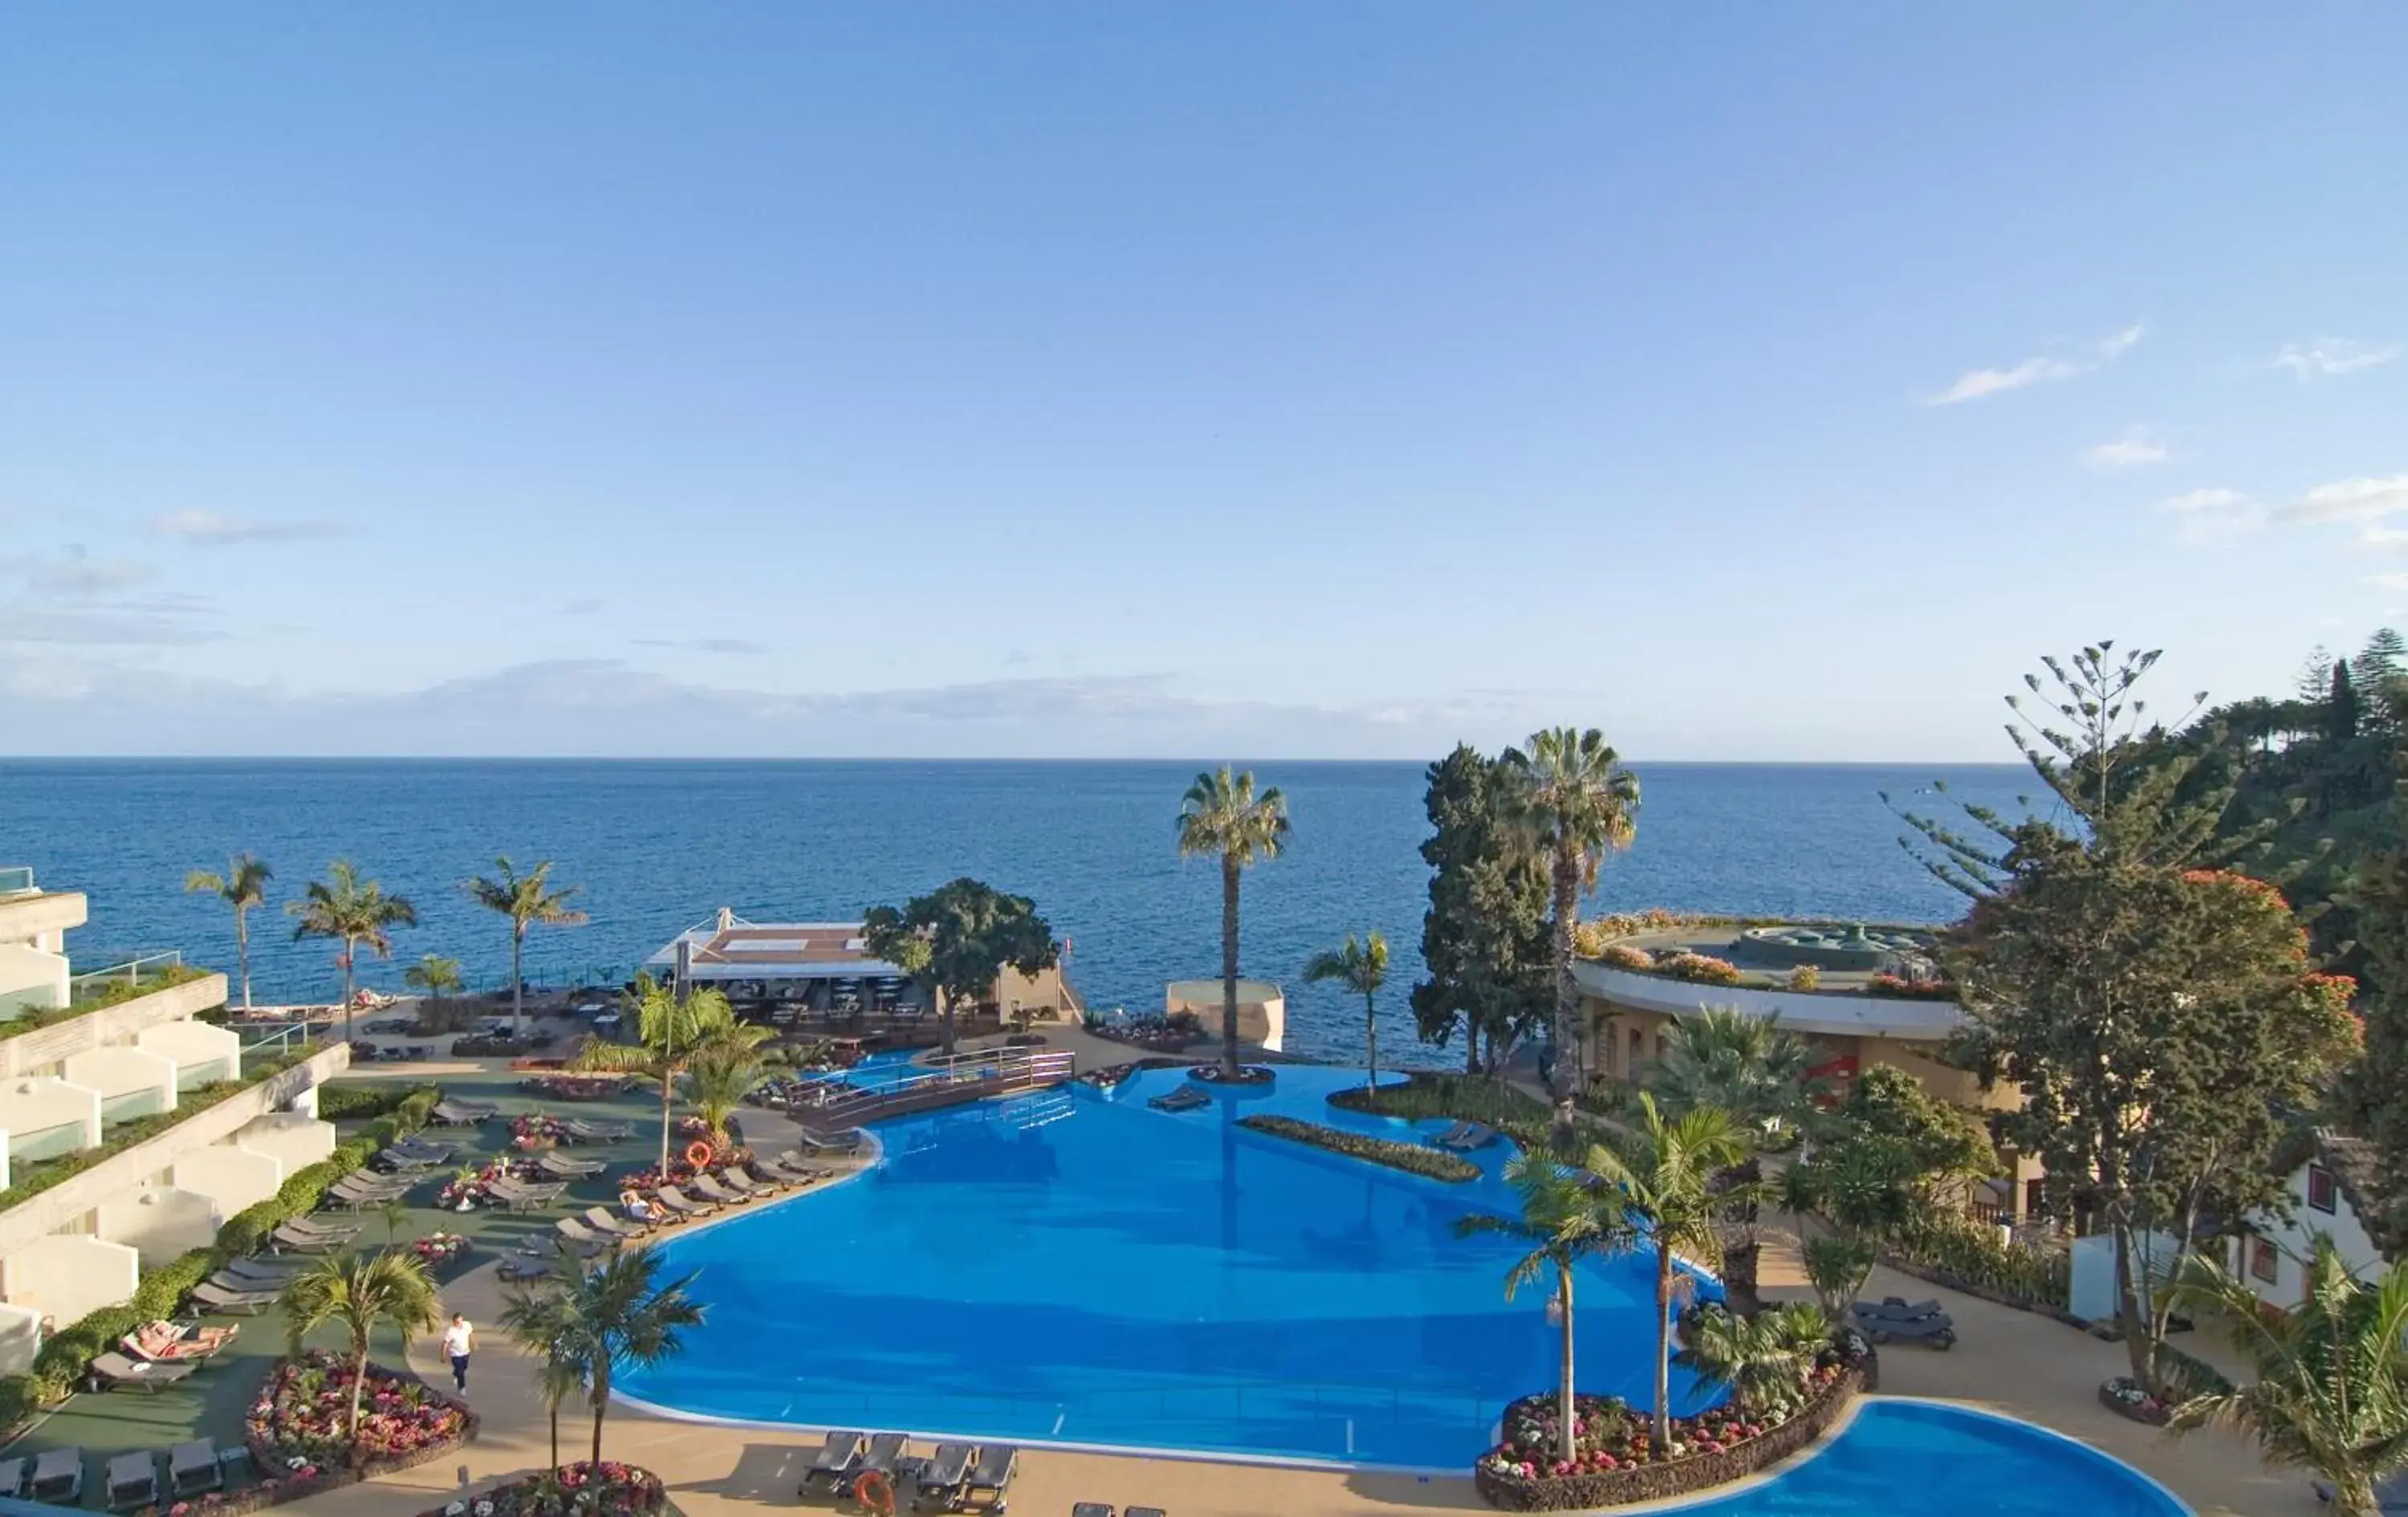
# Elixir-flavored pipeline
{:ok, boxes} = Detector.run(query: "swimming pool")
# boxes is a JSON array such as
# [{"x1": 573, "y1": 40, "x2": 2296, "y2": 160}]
[
  {"x1": 1659, "y1": 1400, "x2": 2191, "y2": 1517},
  {"x1": 616, "y1": 1064, "x2": 1723, "y2": 1466}
]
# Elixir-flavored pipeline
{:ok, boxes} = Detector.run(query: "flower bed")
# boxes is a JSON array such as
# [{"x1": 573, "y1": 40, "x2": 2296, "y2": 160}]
[
  {"x1": 510, "y1": 1114, "x2": 571, "y2": 1149},
  {"x1": 2098, "y1": 1376, "x2": 2171, "y2": 1426},
  {"x1": 1472, "y1": 1361, "x2": 1867, "y2": 1511},
  {"x1": 242, "y1": 1351, "x2": 476, "y2": 1504},
  {"x1": 423, "y1": 1462, "x2": 667, "y2": 1517},
  {"x1": 1654, "y1": 952, "x2": 1743, "y2": 986},
  {"x1": 412, "y1": 1233, "x2": 470, "y2": 1271},
  {"x1": 1235, "y1": 1114, "x2": 1479, "y2": 1181},
  {"x1": 1866, "y1": 973, "x2": 1957, "y2": 1000}
]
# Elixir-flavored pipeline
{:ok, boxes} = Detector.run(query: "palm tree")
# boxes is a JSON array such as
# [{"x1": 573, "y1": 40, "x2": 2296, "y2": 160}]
[
  {"x1": 287, "y1": 860, "x2": 418, "y2": 1041},
  {"x1": 684, "y1": 1039, "x2": 768, "y2": 1149},
  {"x1": 1304, "y1": 932, "x2": 1389, "y2": 1090},
  {"x1": 574, "y1": 976, "x2": 769, "y2": 1174},
  {"x1": 1585, "y1": 1092, "x2": 1752, "y2": 1446},
  {"x1": 185, "y1": 854, "x2": 271, "y2": 1010},
  {"x1": 2162, "y1": 1236, "x2": 2408, "y2": 1516},
  {"x1": 1454, "y1": 1151, "x2": 1635, "y2": 1465},
  {"x1": 1650, "y1": 1007, "x2": 1815, "y2": 1311},
  {"x1": 1674, "y1": 1302, "x2": 1833, "y2": 1419},
  {"x1": 403, "y1": 954, "x2": 463, "y2": 1003},
  {"x1": 497, "y1": 1272, "x2": 593, "y2": 1476},
  {"x1": 279, "y1": 1251, "x2": 441, "y2": 1457},
  {"x1": 514, "y1": 1245, "x2": 706, "y2": 1471},
  {"x1": 466, "y1": 858, "x2": 588, "y2": 1038},
  {"x1": 1176, "y1": 767, "x2": 1291, "y2": 1078},
  {"x1": 1502, "y1": 729, "x2": 1639, "y2": 1108}
]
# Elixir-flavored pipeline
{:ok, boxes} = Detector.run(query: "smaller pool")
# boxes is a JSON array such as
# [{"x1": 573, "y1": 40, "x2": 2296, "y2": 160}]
[{"x1": 1661, "y1": 1400, "x2": 2190, "y2": 1517}]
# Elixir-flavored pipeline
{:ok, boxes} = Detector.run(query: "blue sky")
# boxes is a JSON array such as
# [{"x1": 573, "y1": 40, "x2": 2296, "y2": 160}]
[{"x1": 2, "y1": 5, "x2": 2402, "y2": 758}]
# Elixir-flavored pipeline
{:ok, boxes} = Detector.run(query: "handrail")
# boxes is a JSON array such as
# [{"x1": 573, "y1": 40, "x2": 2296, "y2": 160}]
[
  {"x1": 809, "y1": 1048, "x2": 1076, "y2": 1129},
  {"x1": 67, "y1": 950, "x2": 184, "y2": 994}
]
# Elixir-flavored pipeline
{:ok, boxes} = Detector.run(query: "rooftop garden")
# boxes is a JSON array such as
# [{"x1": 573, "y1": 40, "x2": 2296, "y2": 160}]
[
  {"x1": 69, "y1": 956, "x2": 218, "y2": 1012},
  {"x1": 1576, "y1": 912, "x2": 1956, "y2": 1000}
]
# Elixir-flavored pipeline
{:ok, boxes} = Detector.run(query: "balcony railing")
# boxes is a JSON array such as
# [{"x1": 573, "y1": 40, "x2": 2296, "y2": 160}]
[
  {"x1": 0, "y1": 868, "x2": 34, "y2": 897},
  {"x1": 67, "y1": 952, "x2": 205, "y2": 1011}
]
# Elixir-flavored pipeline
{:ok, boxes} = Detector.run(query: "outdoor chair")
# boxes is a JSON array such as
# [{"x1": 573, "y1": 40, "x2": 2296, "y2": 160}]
[
  {"x1": 855, "y1": 1433, "x2": 910, "y2": 1484},
  {"x1": 552, "y1": 1217, "x2": 614, "y2": 1255},
  {"x1": 1856, "y1": 1296, "x2": 1945, "y2": 1321},
  {"x1": 497, "y1": 1256, "x2": 553, "y2": 1284},
  {"x1": 539, "y1": 1150, "x2": 608, "y2": 1179},
  {"x1": 564, "y1": 1117, "x2": 632, "y2": 1142},
  {"x1": 912, "y1": 1446, "x2": 977, "y2": 1511},
  {"x1": 103, "y1": 1452, "x2": 157, "y2": 1513},
  {"x1": 690, "y1": 1173, "x2": 752, "y2": 1206},
  {"x1": 169, "y1": 1442, "x2": 223, "y2": 1497},
  {"x1": 122, "y1": 1321, "x2": 237, "y2": 1364},
  {"x1": 428, "y1": 1100, "x2": 490, "y2": 1126},
  {"x1": 1146, "y1": 1087, "x2": 1209, "y2": 1113},
  {"x1": 715, "y1": 1167, "x2": 775, "y2": 1198},
  {"x1": 1437, "y1": 1122, "x2": 1496, "y2": 1152},
  {"x1": 189, "y1": 1283, "x2": 282, "y2": 1315},
  {"x1": 584, "y1": 1206, "x2": 647, "y2": 1241},
  {"x1": 270, "y1": 1222, "x2": 354, "y2": 1253},
  {"x1": 655, "y1": 1186, "x2": 718, "y2": 1218},
  {"x1": 795, "y1": 1127, "x2": 864, "y2": 1154},
  {"x1": 800, "y1": 1430, "x2": 868, "y2": 1495},
  {"x1": 487, "y1": 1177, "x2": 567, "y2": 1212},
  {"x1": 29, "y1": 1448, "x2": 83, "y2": 1504},
  {"x1": 956, "y1": 1445, "x2": 1018, "y2": 1513},
  {"x1": 1070, "y1": 1506, "x2": 1112, "y2": 1517},
  {"x1": 1852, "y1": 1308, "x2": 1956, "y2": 1349},
  {"x1": 220, "y1": 1255, "x2": 303, "y2": 1286},
  {"x1": 87, "y1": 1352, "x2": 195, "y2": 1393}
]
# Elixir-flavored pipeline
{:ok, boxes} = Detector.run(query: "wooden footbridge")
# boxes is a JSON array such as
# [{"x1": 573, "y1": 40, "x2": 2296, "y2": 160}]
[{"x1": 801, "y1": 1046, "x2": 1077, "y2": 1133}]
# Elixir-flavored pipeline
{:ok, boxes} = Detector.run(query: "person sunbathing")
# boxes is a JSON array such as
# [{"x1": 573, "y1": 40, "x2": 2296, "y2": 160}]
[{"x1": 620, "y1": 1189, "x2": 660, "y2": 1225}]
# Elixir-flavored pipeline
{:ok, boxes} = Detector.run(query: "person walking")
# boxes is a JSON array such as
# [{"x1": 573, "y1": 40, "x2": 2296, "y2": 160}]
[{"x1": 442, "y1": 1312, "x2": 474, "y2": 1393}]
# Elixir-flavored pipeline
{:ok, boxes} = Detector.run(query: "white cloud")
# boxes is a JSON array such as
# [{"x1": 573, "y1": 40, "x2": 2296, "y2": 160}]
[
  {"x1": 2362, "y1": 527, "x2": 2408, "y2": 552},
  {"x1": 152, "y1": 509, "x2": 345, "y2": 544},
  {"x1": 2273, "y1": 474, "x2": 2408, "y2": 527},
  {"x1": 558, "y1": 598, "x2": 604, "y2": 616},
  {"x1": 2272, "y1": 338, "x2": 2401, "y2": 380},
  {"x1": 2368, "y1": 572, "x2": 2408, "y2": 592},
  {"x1": 2081, "y1": 432, "x2": 2170, "y2": 470},
  {"x1": 2158, "y1": 488, "x2": 2250, "y2": 513},
  {"x1": 633, "y1": 637, "x2": 767, "y2": 656},
  {"x1": 2, "y1": 548, "x2": 154, "y2": 598},
  {"x1": 0, "y1": 606, "x2": 224, "y2": 646},
  {"x1": 1924, "y1": 324, "x2": 2146, "y2": 406},
  {"x1": 2154, "y1": 488, "x2": 2263, "y2": 545}
]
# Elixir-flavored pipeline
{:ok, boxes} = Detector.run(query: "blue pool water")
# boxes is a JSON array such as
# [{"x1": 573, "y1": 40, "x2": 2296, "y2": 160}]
[
  {"x1": 1658, "y1": 1400, "x2": 2189, "y2": 1517},
  {"x1": 616, "y1": 1064, "x2": 1724, "y2": 1466}
]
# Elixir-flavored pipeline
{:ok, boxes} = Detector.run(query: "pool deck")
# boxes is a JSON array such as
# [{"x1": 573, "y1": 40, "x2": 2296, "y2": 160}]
[{"x1": 10, "y1": 1021, "x2": 2319, "y2": 1517}]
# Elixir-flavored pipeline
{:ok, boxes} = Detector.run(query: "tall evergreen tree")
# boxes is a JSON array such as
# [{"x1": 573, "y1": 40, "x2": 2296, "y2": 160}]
[
  {"x1": 1411, "y1": 746, "x2": 1552, "y2": 1076},
  {"x1": 2331, "y1": 660, "x2": 2364, "y2": 743}
]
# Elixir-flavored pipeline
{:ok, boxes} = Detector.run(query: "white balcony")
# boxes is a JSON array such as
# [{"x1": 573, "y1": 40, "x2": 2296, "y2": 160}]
[
  {"x1": 0, "y1": 1234, "x2": 139, "y2": 1336},
  {"x1": 62, "y1": 1047, "x2": 178, "y2": 1127},
  {"x1": 0, "y1": 944, "x2": 67, "y2": 1022},
  {"x1": 96, "y1": 1185, "x2": 220, "y2": 1269},
  {"x1": 0, "y1": 1078, "x2": 101, "y2": 1164},
  {"x1": 171, "y1": 1144, "x2": 284, "y2": 1218},
  {"x1": 233, "y1": 1111, "x2": 336, "y2": 1172},
  {"x1": 137, "y1": 1020, "x2": 242, "y2": 1092}
]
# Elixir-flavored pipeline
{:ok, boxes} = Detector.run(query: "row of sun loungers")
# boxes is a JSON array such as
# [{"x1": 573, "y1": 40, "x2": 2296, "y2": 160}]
[
  {"x1": 52, "y1": 1440, "x2": 234, "y2": 1510},
  {"x1": 0, "y1": 1446, "x2": 92, "y2": 1505},
  {"x1": 1072, "y1": 1505, "x2": 1167, "y2": 1517},
  {"x1": 553, "y1": 1157, "x2": 835, "y2": 1253},
  {"x1": 799, "y1": 1430, "x2": 1019, "y2": 1512}
]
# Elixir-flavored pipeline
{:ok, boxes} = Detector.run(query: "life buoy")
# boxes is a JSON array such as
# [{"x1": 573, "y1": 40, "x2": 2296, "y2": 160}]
[
  {"x1": 853, "y1": 1469, "x2": 896, "y2": 1516},
  {"x1": 684, "y1": 1140, "x2": 714, "y2": 1169}
]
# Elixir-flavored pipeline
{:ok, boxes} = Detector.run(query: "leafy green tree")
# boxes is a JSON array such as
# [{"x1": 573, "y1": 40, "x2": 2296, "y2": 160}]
[
  {"x1": 1454, "y1": 1151, "x2": 1635, "y2": 1465},
  {"x1": 287, "y1": 860, "x2": 418, "y2": 1041},
  {"x1": 1674, "y1": 1302, "x2": 1832, "y2": 1417},
  {"x1": 1585, "y1": 1093, "x2": 1752, "y2": 1445},
  {"x1": 2162, "y1": 1236, "x2": 2408, "y2": 1517},
  {"x1": 505, "y1": 1245, "x2": 705, "y2": 1471},
  {"x1": 1412, "y1": 746, "x2": 1552, "y2": 1076},
  {"x1": 1820, "y1": 1064, "x2": 1996, "y2": 1200},
  {"x1": 2339, "y1": 797, "x2": 2408, "y2": 1250},
  {"x1": 1304, "y1": 932, "x2": 1389, "y2": 1090},
  {"x1": 1904, "y1": 645, "x2": 2359, "y2": 1392},
  {"x1": 466, "y1": 857, "x2": 588, "y2": 1038},
  {"x1": 1502, "y1": 728, "x2": 1640, "y2": 1108},
  {"x1": 185, "y1": 854, "x2": 271, "y2": 1011},
  {"x1": 684, "y1": 1039, "x2": 768, "y2": 1149},
  {"x1": 1175, "y1": 767, "x2": 1291, "y2": 1078},
  {"x1": 862, "y1": 878, "x2": 1061, "y2": 1055},
  {"x1": 403, "y1": 954, "x2": 463, "y2": 1001},
  {"x1": 498, "y1": 1267, "x2": 595, "y2": 1474},
  {"x1": 575, "y1": 976, "x2": 770, "y2": 1174},
  {"x1": 279, "y1": 1251, "x2": 442, "y2": 1455}
]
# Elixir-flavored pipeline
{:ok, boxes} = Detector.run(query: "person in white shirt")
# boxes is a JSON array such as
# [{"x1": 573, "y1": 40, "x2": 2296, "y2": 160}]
[{"x1": 441, "y1": 1314, "x2": 474, "y2": 1393}]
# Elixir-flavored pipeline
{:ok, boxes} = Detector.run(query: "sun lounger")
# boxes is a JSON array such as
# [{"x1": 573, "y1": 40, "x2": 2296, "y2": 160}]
[
  {"x1": 486, "y1": 1177, "x2": 568, "y2": 1212},
  {"x1": 270, "y1": 1222, "x2": 355, "y2": 1253},
  {"x1": 913, "y1": 1445, "x2": 977, "y2": 1509},
  {"x1": 1436, "y1": 1121, "x2": 1496, "y2": 1152},
  {"x1": 1146, "y1": 1086, "x2": 1210, "y2": 1112},
  {"x1": 0, "y1": 1458, "x2": 22, "y2": 1499},
  {"x1": 539, "y1": 1150, "x2": 608, "y2": 1179},
  {"x1": 795, "y1": 1126, "x2": 864, "y2": 1153},
  {"x1": 1856, "y1": 1295, "x2": 1945, "y2": 1321},
  {"x1": 563, "y1": 1117, "x2": 631, "y2": 1142},
  {"x1": 1426, "y1": 1120, "x2": 1474, "y2": 1147},
  {"x1": 1070, "y1": 1506, "x2": 1112, "y2": 1517},
  {"x1": 442, "y1": 1092, "x2": 499, "y2": 1112},
  {"x1": 29, "y1": 1448, "x2": 83, "y2": 1504},
  {"x1": 498, "y1": 1256, "x2": 554, "y2": 1283},
  {"x1": 957, "y1": 1444, "x2": 1017, "y2": 1512},
  {"x1": 169, "y1": 1441, "x2": 222, "y2": 1497},
  {"x1": 716, "y1": 1167, "x2": 776, "y2": 1198},
  {"x1": 220, "y1": 1255, "x2": 303, "y2": 1284},
  {"x1": 326, "y1": 1177, "x2": 416, "y2": 1208},
  {"x1": 553, "y1": 1217, "x2": 614, "y2": 1255},
  {"x1": 102, "y1": 1451, "x2": 157, "y2": 1512},
  {"x1": 1125, "y1": 1507, "x2": 1165, "y2": 1517},
  {"x1": 769, "y1": 1150, "x2": 829, "y2": 1181},
  {"x1": 278, "y1": 1214, "x2": 361, "y2": 1238},
  {"x1": 189, "y1": 1282, "x2": 282, "y2": 1315},
  {"x1": 429, "y1": 1099, "x2": 494, "y2": 1125},
  {"x1": 584, "y1": 1206, "x2": 648, "y2": 1241},
  {"x1": 690, "y1": 1173, "x2": 752, "y2": 1206},
  {"x1": 800, "y1": 1430, "x2": 869, "y2": 1494},
  {"x1": 855, "y1": 1432, "x2": 909, "y2": 1483},
  {"x1": 1852, "y1": 1308, "x2": 1956, "y2": 1348},
  {"x1": 88, "y1": 1352, "x2": 196, "y2": 1393},
  {"x1": 123, "y1": 1320, "x2": 237, "y2": 1364},
  {"x1": 655, "y1": 1186, "x2": 718, "y2": 1218},
  {"x1": 376, "y1": 1147, "x2": 446, "y2": 1172}
]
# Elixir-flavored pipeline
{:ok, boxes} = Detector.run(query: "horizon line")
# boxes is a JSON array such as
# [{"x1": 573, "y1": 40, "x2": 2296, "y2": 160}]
[{"x1": 0, "y1": 752, "x2": 2033, "y2": 767}]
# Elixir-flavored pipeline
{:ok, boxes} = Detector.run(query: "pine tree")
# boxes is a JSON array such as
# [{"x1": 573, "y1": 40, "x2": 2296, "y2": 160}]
[
  {"x1": 2297, "y1": 645, "x2": 2336, "y2": 703},
  {"x1": 2329, "y1": 661, "x2": 2363, "y2": 743},
  {"x1": 2359, "y1": 628, "x2": 2408, "y2": 693}
]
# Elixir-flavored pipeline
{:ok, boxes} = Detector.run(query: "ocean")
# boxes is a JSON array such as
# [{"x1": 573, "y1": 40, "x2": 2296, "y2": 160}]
[{"x1": 0, "y1": 759, "x2": 2037, "y2": 1064}]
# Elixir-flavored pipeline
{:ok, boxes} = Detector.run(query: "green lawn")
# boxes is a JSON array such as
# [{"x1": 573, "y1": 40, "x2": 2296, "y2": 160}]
[{"x1": 0, "y1": 1070, "x2": 678, "y2": 1508}]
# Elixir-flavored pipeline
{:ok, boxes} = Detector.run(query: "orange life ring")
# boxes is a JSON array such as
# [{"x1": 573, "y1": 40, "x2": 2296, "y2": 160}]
[
  {"x1": 684, "y1": 1140, "x2": 714, "y2": 1169},
  {"x1": 853, "y1": 1469, "x2": 896, "y2": 1516}
]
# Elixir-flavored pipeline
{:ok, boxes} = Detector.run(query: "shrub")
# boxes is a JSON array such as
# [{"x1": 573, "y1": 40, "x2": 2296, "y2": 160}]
[
  {"x1": 1328, "y1": 1072, "x2": 1559, "y2": 1150},
  {"x1": 1886, "y1": 1211, "x2": 2069, "y2": 1307},
  {"x1": 1657, "y1": 953, "x2": 1744, "y2": 986},
  {"x1": 1786, "y1": 964, "x2": 1822, "y2": 991},
  {"x1": 1599, "y1": 944, "x2": 1656, "y2": 972},
  {"x1": 1867, "y1": 974, "x2": 1957, "y2": 1001},
  {"x1": 1235, "y1": 1114, "x2": 1480, "y2": 1181}
]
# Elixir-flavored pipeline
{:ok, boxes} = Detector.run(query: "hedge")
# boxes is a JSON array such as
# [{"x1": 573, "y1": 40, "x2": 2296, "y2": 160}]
[
  {"x1": 0, "y1": 1082, "x2": 441, "y2": 1430},
  {"x1": 1885, "y1": 1211, "x2": 2070, "y2": 1309},
  {"x1": 1235, "y1": 1114, "x2": 1480, "y2": 1181}
]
